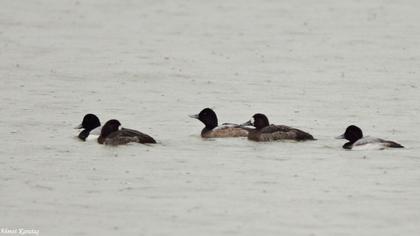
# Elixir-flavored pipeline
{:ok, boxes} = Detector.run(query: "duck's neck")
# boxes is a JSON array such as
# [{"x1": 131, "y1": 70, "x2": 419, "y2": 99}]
[
  {"x1": 204, "y1": 121, "x2": 217, "y2": 130},
  {"x1": 78, "y1": 130, "x2": 89, "y2": 141},
  {"x1": 98, "y1": 136, "x2": 105, "y2": 144},
  {"x1": 343, "y1": 142, "x2": 353, "y2": 149}
]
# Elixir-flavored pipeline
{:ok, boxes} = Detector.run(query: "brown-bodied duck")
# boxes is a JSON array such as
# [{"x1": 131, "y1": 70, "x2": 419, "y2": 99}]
[
  {"x1": 98, "y1": 119, "x2": 156, "y2": 146},
  {"x1": 190, "y1": 108, "x2": 251, "y2": 138},
  {"x1": 242, "y1": 113, "x2": 314, "y2": 142}
]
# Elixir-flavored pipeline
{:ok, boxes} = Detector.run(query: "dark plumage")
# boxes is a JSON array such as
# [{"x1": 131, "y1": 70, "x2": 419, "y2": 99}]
[
  {"x1": 75, "y1": 114, "x2": 101, "y2": 141},
  {"x1": 243, "y1": 113, "x2": 314, "y2": 142},
  {"x1": 336, "y1": 125, "x2": 404, "y2": 150},
  {"x1": 98, "y1": 119, "x2": 156, "y2": 145},
  {"x1": 190, "y1": 108, "x2": 250, "y2": 138}
]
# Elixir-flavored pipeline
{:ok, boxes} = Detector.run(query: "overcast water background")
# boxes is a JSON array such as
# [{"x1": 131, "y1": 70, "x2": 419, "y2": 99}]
[{"x1": 1, "y1": 0, "x2": 420, "y2": 235}]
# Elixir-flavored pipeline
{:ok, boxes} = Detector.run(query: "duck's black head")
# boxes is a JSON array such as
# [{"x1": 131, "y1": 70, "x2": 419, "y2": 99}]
[
  {"x1": 98, "y1": 119, "x2": 121, "y2": 144},
  {"x1": 244, "y1": 113, "x2": 270, "y2": 130},
  {"x1": 76, "y1": 114, "x2": 101, "y2": 131},
  {"x1": 337, "y1": 125, "x2": 363, "y2": 145},
  {"x1": 75, "y1": 114, "x2": 101, "y2": 141},
  {"x1": 190, "y1": 108, "x2": 218, "y2": 130}
]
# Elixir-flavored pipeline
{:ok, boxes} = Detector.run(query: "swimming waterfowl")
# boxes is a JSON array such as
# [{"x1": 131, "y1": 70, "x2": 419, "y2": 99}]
[
  {"x1": 336, "y1": 125, "x2": 404, "y2": 150},
  {"x1": 242, "y1": 113, "x2": 314, "y2": 142},
  {"x1": 75, "y1": 114, "x2": 101, "y2": 141},
  {"x1": 98, "y1": 119, "x2": 156, "y2": 146},
  {"x1": 189, "y1": 108, "x2": 251, "y2": 138}
]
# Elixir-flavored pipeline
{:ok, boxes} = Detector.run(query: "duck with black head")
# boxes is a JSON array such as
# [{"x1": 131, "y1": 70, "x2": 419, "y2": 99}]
[
  {"x1": 242, "y1": 113, "x2": 315, "y2": 142},
  {"x1": 98, "y1": 119, "x2": 156, "y2": 146},
  {"x1": 75, "y1": 114, "x2": 102, "y2": 141},
  {"x1": 336, "y1": 125, "x2": 404, "y2": 150},
  {"x1": 189, "y1": 108, "x2": 251, "y2": 138}
]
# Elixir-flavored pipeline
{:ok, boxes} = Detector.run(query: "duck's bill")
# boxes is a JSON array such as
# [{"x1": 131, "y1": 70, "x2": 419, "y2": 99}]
[
  {"x1": 335, "y1": 134, "x2": 345, "y2": 139},
  {"x1": 241, "y1": 120, "x2": 253, "y2": 126},
  {"x1": 189, "y1": 114, "x2": 199, "y2": 119},
  {"x1": 74, "y1": 123, "x2": 83, "y2": 129},
  {"x1": 89, "y1": 126, "x2": 102, "y2": 135}
]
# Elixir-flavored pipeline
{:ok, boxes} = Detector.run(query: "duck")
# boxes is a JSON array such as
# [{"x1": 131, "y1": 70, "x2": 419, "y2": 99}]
[
  {"x1": 98, "y1": 119, "x2": 156, "y2": 145},
  {"x1": 336, "y1": 125, "x2": 404, "y2": 150},
  {"x1": 189, "y1": 108, "x2": 251, "y2": 138},
  {"x1": 242, "y1": 113, "x2": 315, "y2": 142},
  {"x1": 75, "y1": 114, "x2": 101, "y2": 141}
]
